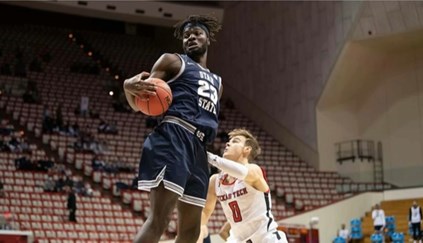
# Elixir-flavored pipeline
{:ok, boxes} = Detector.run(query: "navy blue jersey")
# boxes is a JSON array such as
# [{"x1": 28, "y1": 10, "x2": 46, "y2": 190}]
[{"x1": 166, "y1": 54, "x2": 222, "y2": 143}]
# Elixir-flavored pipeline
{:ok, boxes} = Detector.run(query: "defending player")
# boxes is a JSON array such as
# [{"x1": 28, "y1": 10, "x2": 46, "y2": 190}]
[{"x1": 199, "y1": 128, "x2": 288, "y2": 243}]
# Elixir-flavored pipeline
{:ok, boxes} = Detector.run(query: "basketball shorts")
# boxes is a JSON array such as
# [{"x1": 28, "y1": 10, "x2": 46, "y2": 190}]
[{"x1": 137, "y1": 117, "x2": 210, "y2": 207}]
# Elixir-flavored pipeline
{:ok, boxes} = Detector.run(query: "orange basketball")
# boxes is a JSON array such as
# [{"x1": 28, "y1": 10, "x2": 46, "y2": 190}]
[{"x1": 135, "y1": 78, "x2": 172, "y2": 116}]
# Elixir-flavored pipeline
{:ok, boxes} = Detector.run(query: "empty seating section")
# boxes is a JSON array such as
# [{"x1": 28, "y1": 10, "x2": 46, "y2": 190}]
[
  {"x1": 78, "y1": 30, "x2": 162, "y2": 77},
  {"x1": 0, "y1": 149, "x2": 145, "y2": 242}
]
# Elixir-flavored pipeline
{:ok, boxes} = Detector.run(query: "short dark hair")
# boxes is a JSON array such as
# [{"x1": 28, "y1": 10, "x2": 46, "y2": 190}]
[{"x1": 174, "y1": 15, "x2": 222, "y2": 41}]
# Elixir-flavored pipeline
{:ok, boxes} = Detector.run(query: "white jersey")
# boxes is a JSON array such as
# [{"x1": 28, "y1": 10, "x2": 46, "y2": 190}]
[
  {"x1": 410, "y1": 206, "x2": 422, "y2": 223},
  {"x1": 372, "y1": 209, "x2": 385, "y2": 226},
  {"x1": 215, "y1": 172, "x2": 286, "y2": 243}
]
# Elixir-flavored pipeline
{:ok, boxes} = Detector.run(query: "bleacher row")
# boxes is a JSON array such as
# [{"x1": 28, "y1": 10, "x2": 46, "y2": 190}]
[{"x1": 0, "y1": 151, "x2": 156, "y2": 241}]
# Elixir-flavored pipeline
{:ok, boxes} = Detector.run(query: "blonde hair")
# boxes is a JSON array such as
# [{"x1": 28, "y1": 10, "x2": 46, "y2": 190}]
[{"x1": 228, "y1": 128, "x2": 261, "y2": 160}]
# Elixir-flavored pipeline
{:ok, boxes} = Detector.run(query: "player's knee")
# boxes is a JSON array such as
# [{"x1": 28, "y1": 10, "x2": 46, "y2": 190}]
[{"x1": 149, "y1": 214, "x2": 171, "y2": 231}]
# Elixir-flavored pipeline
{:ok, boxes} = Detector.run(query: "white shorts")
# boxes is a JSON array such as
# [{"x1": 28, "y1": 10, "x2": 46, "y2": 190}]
[{"x1": 226, "y1": 230, "x2": 288, "y2": 243}]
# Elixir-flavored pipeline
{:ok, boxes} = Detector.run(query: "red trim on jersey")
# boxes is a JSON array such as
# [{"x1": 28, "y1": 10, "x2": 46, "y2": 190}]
[
  {"x1": 260, "y1": 167, "x2": 268, "y2": 181},
  {"x1": 260, "y1": 167, "x2": 270, "y2": 193},
  {"x1": 220, "y1": 174, "x2": 236, "y2": 185}
]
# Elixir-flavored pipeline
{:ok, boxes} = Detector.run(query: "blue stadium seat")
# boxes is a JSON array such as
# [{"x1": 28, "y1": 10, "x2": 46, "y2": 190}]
[
  {"x1": 350, "y1": 218, "x2": 361, "y2": 226},
  {"x1": 370, "y1": 233, "x2": 383, "y2": 243},
  {"x1": 391, "y1": 232, "x2": 404, "y2": 243},
  {"x1": 351, "y1": 232, "x2": 363, "y2": 239},
  {"x1": 350, "y1": 218, "x2": 362, "y2": 239},
  {"x1": 333, "y1": 236, "x2": 346, "y2": 243}
]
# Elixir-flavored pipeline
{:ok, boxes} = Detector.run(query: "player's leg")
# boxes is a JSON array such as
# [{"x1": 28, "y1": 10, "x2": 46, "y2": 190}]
[
  {"x1": 133, "y1": 182, "x2": 179, "y2": 243},
  {"x1": 175, "y1": 141, "x2": 209, "y2": 243},
  {"x1": 174, "y1": 200, "x2": 203, "y2": 243},
  {"x1": 135, "y1": 123, "x2": 189, "y2": 242}
]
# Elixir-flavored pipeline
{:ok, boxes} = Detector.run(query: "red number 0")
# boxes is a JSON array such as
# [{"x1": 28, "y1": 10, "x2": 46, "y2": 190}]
[{"x1": 228, "y1": 201, "x2": 242, "y2": 222}]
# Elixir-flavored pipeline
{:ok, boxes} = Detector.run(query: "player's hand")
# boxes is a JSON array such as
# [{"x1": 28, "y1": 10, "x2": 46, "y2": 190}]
[
  {"x1": 196, "y1": 225, "x2": 208, "y2": 243},
  {"x1": 123, "y1": 71, "x2": 157, "y2": 100},
  {"x1": 207, "y1": 152, "x2": 219, "y2": 166}
]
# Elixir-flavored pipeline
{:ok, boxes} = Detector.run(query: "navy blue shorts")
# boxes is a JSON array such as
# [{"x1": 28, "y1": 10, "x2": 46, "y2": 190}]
[{"x1": 138, "y1": 121, "x2": 210, "y2": 207}]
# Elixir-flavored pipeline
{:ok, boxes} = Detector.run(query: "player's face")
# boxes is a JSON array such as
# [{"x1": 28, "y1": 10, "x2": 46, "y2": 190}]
[
  {"x1": 182, "y1": 26, "x2": 209, "y2": 57},
  {"x1": 223, "y1": 135, "x2": 249, "y2": 162}
]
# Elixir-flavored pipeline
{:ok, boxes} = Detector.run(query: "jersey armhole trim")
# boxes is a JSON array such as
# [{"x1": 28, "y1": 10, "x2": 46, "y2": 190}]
[{"x1": 168, "y1": 53, "x2": 185, "y2": 84}]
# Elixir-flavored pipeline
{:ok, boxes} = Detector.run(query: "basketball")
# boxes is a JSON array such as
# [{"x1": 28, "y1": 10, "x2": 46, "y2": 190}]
[{"x1": 135, "y1": 78, "x2": 172, "y2": 116}]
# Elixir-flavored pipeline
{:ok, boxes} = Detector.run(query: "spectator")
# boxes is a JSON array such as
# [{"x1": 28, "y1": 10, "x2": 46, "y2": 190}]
[
  {"x1": 64, "y1": 176, "x2": 74, "y2": 188},
  {"x1": 15, "y1": 156, "x2": 34, "y2": 171},
  {"x1": 72, "y1": 122, "x2": 80, "y2": 135},
  {"x1": 83, "y1": 182, "x2": 93, "y2": 197},
  {"x1": 42, "y1": 105, "x2": 54, "y2": 133},
  {"x1": 0, "y1": 178, "x2": 4, "y2": 197},
  {"x1": 74, "y1": 177, "x2": 85, "y2": 195},
  {"x1": 20, "y1": 138, "x2": 31, "y2": 154},
  {"x1": 37, "y1": 156, "x2": 54, "y2": 171},
  {"x1": 98, "y1": 119, "x2": 108, "y2": 133},
  {"x1": 66, "y1": 186, "x2": 77, "y2": 222},
  {"x1": 80, "y1": 96, "x2": 89, "y2": 117},
  {"x1": 409, "y1": 200, "x2": 422, "y2": 243},
  {"x1": 338, "y1": 223, "x2": 350, "y2": 242},
  {"x1": 7, "y1": 136, "x2": 20, "y2": 153},
  {"x1": 106, "y1": 121, "x2": 118, "y2": 134},
  {"x1": 0, "y1": 212, "x2": 19, "y2": 230},
  {"x1": 91, "y1": 155, "x2": 105, "y2": 171},
  {"x1": 43, "y1": 176, "x2": 55, "y2": 192},
  {"x1": 55, "y1": 174, "x2": 66, "y2": 192},
  {"x1": 98, "y1": 120, "x2": 118, "y2": 135},
  {"x1": 56, "y1": 103, "x2": 63, "y2": 129},
  {"x1": 372, "y1": 203, "x2": 385, "y2": 233},
  {"x1": 0, "y1": 139, "x2": 7, "y2": 152},
  {"x1": 0, "y1": 119, "x2": 14, "y2": 136}
]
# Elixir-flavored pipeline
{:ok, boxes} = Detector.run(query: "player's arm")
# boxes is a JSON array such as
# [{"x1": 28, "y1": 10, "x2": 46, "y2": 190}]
[
  {"x1": 196, "y1": 225, "x2": 209, "y2": 243},
  {"x1": 207, "y1": 153, "x2": 269, "y2": 192},
  {"x1": 197, "y1": 174, "x2": 218, "y2": 242},
  {"x1": 219, "y1": 83, "x2": 223, "y2": 99},
  {"x1": 244, "y1": 163, "x2": 269, "y2": 192},
  {"x1": 218, "y1": 221, "x2": 231, "y2": 241},
  {"x1": 123, "y1": 53, "x2": 181, "y2": 111}
]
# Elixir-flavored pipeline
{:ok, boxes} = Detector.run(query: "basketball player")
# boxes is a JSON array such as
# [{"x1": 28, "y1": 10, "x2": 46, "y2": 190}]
[
  {"x1": 123, "y1": 15, "x2": 222, "y2": 243},
  {"x1": 198, "y1": 128, "x2": 288, "y2": 243}
]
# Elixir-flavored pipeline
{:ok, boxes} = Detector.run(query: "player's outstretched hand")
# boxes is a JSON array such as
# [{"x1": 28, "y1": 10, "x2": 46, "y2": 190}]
[{"x1": 207, "y1": 152, "x2": 219, "y2": 166}]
